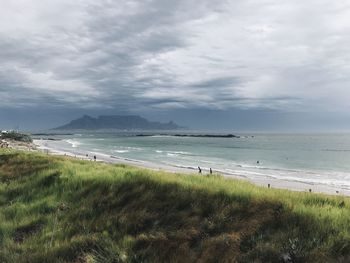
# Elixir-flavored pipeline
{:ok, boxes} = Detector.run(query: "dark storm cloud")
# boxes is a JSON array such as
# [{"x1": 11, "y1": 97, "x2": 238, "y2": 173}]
[{"x1": 1, "y1": 0, "x2": 350, "y2": 112}]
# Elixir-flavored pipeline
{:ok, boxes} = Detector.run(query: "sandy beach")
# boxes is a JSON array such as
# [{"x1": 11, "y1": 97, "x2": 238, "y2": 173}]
[{"x1": 32, "y1": 139, "x2": 350, "y2": 196}]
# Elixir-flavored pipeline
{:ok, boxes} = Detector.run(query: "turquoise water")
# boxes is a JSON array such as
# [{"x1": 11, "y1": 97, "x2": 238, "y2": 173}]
[{"x1": 38, "y1": 132, "x2": 350, "y2": 189}]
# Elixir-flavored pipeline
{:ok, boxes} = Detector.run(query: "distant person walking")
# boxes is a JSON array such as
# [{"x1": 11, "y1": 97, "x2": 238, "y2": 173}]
[
  {"x1": 198, "y1": 166, "x2": 202, "y2": 174},
  {"x1": 94, "y1": 155, "x2": 96, "y2": 161},
  {"x1": 210, "y1": 168, "x2": 212, "y2": 174}
]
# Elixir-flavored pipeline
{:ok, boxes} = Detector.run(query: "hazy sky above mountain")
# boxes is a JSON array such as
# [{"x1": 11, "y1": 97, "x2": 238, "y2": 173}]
[{"x1": 1, "y1": 0, "x2": 350, "y2": 131}]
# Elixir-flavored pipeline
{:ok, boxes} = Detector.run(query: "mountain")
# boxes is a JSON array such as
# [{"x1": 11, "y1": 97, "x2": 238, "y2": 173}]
[{"x1": 54, "y1": 115, "x2": 181, "y2": 130}]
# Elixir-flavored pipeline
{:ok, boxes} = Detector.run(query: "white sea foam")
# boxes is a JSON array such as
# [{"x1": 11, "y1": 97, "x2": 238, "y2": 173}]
[
  {"x1": 113, "y1": 150, "x2": 129, "y2": 153},
  {"x1": 159, "y1": 150, "x2": 192, "y2": 156},
  {"x1": 65, "y1": 139, "x2": 81, "y2": 148},
  {"x1": 114, "y1": 146, "x2": 142, "y2": 151},
  {"x1": 169, "y1": 151, "x2": 191, "y2": 155},
  {"x1": 150, "y1": 135, "x2": 174, "y2": 138}
]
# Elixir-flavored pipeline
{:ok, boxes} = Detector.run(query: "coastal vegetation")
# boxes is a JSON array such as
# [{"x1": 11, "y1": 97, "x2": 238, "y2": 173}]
[
  {"x1": 1, "y1": 150, "x2": 350, "y2": 262},
  {"x1": 0, "y1": 131, "x2": 32, "y2": 143},
  {"x1": 135, "y1": 133, "x2": 241, "y2": 138}
]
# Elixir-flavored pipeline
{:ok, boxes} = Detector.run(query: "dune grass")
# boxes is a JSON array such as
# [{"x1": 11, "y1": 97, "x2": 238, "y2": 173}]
[{"x1": 1, "y1": 150, "x2": 350, "y2": 262}]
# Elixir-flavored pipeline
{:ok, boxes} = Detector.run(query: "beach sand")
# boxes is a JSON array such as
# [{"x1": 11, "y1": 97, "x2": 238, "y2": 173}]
[{"x1": 33, "y1": 139, "x2": 350, "y2": 196}]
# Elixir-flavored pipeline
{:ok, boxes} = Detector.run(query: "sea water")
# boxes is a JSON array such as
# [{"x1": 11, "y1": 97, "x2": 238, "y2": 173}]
[{"x1": 36, "y1": 132, "x2": 350, "y2": 190}]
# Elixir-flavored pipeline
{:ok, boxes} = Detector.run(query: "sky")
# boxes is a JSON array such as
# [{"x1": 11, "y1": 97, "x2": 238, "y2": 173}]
[{"x1": 1, "y1": 0, "x2": 350, "y2": 131}]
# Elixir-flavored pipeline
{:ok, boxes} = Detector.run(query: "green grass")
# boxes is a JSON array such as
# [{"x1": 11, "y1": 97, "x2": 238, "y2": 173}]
[{"x1": 1, "y1": 150, "x2": 350, "y2": 262}]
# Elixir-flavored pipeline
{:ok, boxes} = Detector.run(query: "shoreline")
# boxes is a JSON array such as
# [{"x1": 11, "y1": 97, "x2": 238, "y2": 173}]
[{"x1": 32, "y1": 139, "x2": 350, "y2": 197}]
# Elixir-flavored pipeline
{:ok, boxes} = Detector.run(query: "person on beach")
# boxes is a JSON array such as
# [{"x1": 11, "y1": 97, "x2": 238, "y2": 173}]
[
  {"x1": 210, "y1": 168, "x2": 212, "y2": 174},
  {"x1": 198, "y1": 166, "x2": 202, "y2": 173}
]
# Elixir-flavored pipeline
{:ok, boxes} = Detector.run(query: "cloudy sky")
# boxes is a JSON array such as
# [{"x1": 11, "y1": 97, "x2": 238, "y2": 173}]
[{"x1": 1, "y1": 0, "x2": 350, "y2": 131}]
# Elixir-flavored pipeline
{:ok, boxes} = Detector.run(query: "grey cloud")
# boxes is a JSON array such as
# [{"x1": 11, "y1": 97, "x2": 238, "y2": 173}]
[
  {"x1": 192, "y1": 77, "x2": 241, "y2": 88},
  {"x1": 0, "y1": 0, "x2": 350, "y2": 113}
]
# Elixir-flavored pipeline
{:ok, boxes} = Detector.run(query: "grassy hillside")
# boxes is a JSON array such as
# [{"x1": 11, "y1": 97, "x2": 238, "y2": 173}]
[{"x1": 1, "y1": 150, "x2": 350, "y2": 262}]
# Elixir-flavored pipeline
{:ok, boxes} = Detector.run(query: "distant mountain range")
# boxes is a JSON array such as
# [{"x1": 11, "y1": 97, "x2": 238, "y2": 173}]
[{"x1": 54, "y1": 115, "x2": 181, "y2": 130}]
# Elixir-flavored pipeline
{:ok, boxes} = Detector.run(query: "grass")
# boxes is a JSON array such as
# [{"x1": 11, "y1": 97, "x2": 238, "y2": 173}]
[{"x1": 1, "y1": 150, "x2": 350, "y2": 262}]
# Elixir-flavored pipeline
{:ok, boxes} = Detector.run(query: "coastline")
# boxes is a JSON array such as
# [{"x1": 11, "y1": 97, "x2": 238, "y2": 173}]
[
  {"x1": 3, "y1": 143, "x2": 350, "y2": 262},
  {"x1": 32, "y1": 139, "x2": 350, "y2": 196}
]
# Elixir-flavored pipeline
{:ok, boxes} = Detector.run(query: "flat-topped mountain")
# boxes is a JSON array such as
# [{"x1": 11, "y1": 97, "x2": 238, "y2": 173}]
[{"x1": 54, "y1": 115, "x2": 181, "y2": 130}]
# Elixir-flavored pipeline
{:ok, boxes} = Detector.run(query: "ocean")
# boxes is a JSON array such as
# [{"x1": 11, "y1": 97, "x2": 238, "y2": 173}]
[{"x1": 35, "y1": 132, "x2": 350, "y2": 190}]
